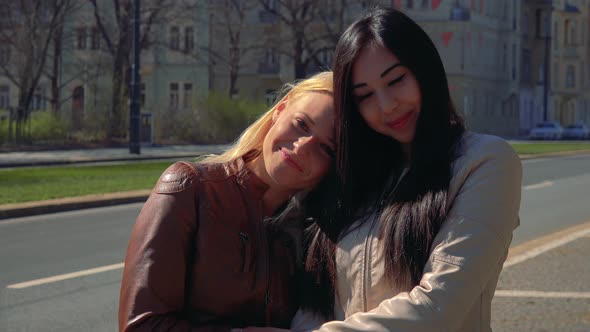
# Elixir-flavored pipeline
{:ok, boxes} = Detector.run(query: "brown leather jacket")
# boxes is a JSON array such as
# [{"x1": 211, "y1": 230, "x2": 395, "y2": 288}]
[{"x1": 118, "y1": 158, "x2": 299, "y2": 331}]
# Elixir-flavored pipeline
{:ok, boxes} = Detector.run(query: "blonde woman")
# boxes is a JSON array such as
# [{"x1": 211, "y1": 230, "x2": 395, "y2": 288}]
[{"x1": 119, "y1": 72, "x2": 337, "y2": 332}]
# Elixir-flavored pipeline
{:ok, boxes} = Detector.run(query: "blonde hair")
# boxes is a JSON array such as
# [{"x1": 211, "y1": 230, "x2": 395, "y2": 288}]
[{"x1": 203, "y1": 71, "x2": 333, "y2": 164}]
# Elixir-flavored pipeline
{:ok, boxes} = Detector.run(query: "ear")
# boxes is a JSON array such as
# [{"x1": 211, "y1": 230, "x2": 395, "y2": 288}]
[{"x1": 272, "y1": 98, "x2": 288, "y2": 123}]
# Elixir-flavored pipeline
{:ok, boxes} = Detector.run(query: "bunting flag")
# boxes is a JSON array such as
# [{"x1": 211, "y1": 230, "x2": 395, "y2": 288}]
[
  {"x1": 432, "y1": 0, "x2": 441, "y2": 10},
  {"x1": 441, "y1": 31, "x2": 453, "y2": 47},
  {"x1": 394, "y1": 0, "x2": 402, "y2": 9}
]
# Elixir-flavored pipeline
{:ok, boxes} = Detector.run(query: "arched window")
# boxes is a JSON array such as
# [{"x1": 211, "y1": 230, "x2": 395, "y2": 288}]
[{"x1": 566, "y1": 65, "x2": 575, "y2": 88}]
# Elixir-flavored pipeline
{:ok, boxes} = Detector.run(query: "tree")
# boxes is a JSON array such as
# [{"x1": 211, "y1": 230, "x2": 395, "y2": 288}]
[
  {"x1": 88, "y1": 0, "x2": 172, "y2": 140},
  {"x1": 258, "y1": 0, "x2": 381, "y2": 79},
  {"x1": 0, "y1": 0, "x2": 73, "y2": 144},
  {"x1": 209, "y1": 0, "x2": 260, "y2": 97}
]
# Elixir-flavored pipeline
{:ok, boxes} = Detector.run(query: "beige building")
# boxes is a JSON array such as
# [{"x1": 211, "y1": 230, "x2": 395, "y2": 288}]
[
  {"x1": 520, "y1": 0, "x2": 590, "y2": 134},
  {"x1": 397, "y1": 0, "x2": 522, "y2": 137},
  {"x1": 210, "y1": 0, "x2": 523, "y2": 137}
]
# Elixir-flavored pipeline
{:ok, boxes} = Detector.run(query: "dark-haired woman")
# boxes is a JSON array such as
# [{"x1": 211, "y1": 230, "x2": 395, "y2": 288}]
[{"x1": 285, "y1": 7, "x2": 522, "y2": 332}]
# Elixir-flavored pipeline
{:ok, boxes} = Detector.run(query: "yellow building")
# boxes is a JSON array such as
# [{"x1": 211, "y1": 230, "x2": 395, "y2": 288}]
[{"x1": 520, "y1": 0, "x2": 590, "y2": 133}]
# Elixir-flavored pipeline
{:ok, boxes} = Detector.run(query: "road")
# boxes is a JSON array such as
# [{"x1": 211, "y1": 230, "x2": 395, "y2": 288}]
[{"x1": 1, "y1": 154, "x2": 590, "y2": 331}]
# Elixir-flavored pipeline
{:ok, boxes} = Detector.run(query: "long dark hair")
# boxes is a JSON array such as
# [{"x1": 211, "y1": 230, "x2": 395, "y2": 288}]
[{"x1": 302, "y1": 7, "x2": 466, "y2": 316}]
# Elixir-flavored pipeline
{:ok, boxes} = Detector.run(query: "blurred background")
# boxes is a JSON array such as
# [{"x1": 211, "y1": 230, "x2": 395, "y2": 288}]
[
  {"x1": 1, "y1": 1, "x2": 589, "y2": 332},
  {"x1": 1, "y1": 0, "x2": 589, "y2": 149}
]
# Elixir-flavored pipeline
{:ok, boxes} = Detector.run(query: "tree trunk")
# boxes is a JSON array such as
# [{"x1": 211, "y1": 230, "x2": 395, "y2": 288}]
[
  {"x1": 50, "y1": 24, "x2": 63, "y2": 115},
  {"x1": 294, "y1": 32, "x2": 306, "y2": 79}
]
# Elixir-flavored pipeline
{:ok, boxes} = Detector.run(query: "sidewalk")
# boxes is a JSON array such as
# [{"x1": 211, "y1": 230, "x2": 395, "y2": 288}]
[
  {"x1": 0, "y1": 144, "x2": 230, "y2": 168},
  {"x1": 1, "y1": 145, "x2": 590, "y2": 220}
]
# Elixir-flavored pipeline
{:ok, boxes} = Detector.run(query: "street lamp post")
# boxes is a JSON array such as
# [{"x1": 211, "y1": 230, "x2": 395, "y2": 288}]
[{"x1": 129, "y1": 0, "x2": 141, "y2": 154}]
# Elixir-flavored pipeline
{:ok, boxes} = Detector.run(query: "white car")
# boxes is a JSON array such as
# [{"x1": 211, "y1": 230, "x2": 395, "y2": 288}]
[
  {"x1": 562, "y1": 123, "x2": 590, "y2": 140},
  {"x1": 528, "y1": 122, "x2": 564, "y2": 140}
]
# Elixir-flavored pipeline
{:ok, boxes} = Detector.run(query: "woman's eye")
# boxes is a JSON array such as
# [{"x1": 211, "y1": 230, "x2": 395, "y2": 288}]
[
  {"x1": 354, "y1": 92, "x2": 372, "y2": 103},
  {"x1": 295, "y1": 118, "x2": 309, "y2": 132},
  {"x1": 388, "y1": 74, "x2": 406, "y2": 86},
  {"x1": 321, "y1": 144, "x2": 336, "y2": 158}
]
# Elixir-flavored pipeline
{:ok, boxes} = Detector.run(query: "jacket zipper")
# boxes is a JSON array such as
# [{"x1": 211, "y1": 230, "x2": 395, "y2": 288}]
[
  {"x1": 362, "y1": 215, "x2": 378, "y2": 312},
  {"x1": 256, "y1": 200, "x2": 271, "y2": 325}
]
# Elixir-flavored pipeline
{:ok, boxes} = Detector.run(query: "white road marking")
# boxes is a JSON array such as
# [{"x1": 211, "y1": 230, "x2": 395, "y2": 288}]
[
  {"x1": 521, "y1": 158, "x2": 550, "y2": 164},
  {"x1": 495, "y1": 290, "x2": 590, "y2": 299},
  {"x1": 7, "y1": 262, "x2": 124, "y2": 289},
  {"x1": 522, "y1": 180, "x2": 553, "y2": 190},
  {"x1": 504, "y1": 227, "x2": 590, "y2": 268}
]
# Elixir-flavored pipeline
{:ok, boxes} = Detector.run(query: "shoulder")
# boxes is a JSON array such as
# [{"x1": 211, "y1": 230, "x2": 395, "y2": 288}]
[
  {"x1": 154, "y1": 159, "x2": 244, "y2": 194},
  {"x1": 453, "y1": 132, "x2": 521, "y2": 175},
  {"x1": 154, "y1": 161, "x2": 201, "y2": 194}
]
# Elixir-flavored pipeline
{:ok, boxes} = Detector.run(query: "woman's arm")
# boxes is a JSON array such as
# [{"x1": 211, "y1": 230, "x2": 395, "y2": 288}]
[
  {"x1": 312, "y1": 138, "x2": 522, "y2": 332},
  {"x1": 118, "y1": 162, "x2": 231, "y2": 332}
]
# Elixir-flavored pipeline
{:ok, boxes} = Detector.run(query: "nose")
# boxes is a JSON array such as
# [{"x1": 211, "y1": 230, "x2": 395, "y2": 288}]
[
  {"x1": 376, "y1": 90, "x2": 398, "y2": 115},
  {"x1": 293, "y1": 135, "x2": 318, "y2": 157}
]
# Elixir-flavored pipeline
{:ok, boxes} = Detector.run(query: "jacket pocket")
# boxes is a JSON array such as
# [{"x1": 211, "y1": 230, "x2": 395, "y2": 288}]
[{"x1": 239, "y1": 232, "x2": 252, "y2": 273}]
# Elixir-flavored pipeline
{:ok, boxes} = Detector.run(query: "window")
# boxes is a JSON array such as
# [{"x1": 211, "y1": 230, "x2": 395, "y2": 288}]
[
  {"x1": 265, "y1": 89, "x2": 276, "y2": 106},
  {"x1": 32, "y1": 85, "x2": 46, "y2": 110},
  {"x1": 0, "y1": 85, "x2": 9, "y2": 109},
  {"x1": 0, "y1": 46, "x2": 9, "y2": 65},
  {"x1": 169, "y1": 83, "x2": 179, "y2": 109},
  {"x1": 90, "y1": 27, "x2": 100, "y2": 50},
  {"x1": 553, "y1": 63, "x2": 559, "y2": 88},
  {"x1": 571, "y1": 22, "x2": 576, "y2": 45},
  {"x1": 553, "y1": 22, "x2": 558, "y2": 49},
  {"x1": 503, "y1": 43, "x2": 507, "y2": 73},
  {"x1": 512, "y1": 44, "x2": 517, "y2": 80},
  {"x1": 170, "y1": 26, "x2": 180, "y2": 50},
  {"x1": 265, "y1": 48, "x2": 277, "y2": 65},
  {"x1": 565, "y1": 20, "x2": 570, "y2": 45},
  {"x1": 582, "y1": 61, "x2": 585, "y2": 87},
  {"x1": 566, "y1": 65, "x2": 575, "y2": 88},
  {"x1": 320, "y1": 49, "x2": 332, "y2": 67},
  {"x1": 183, "y1": 83, "x2": 193, "y2": 109},
  {"x1": 524, "y1": 14, "x2": 529, "y2": 39},
  {"x1": 77, "y1": 27, "x2": 87, "y2": 49},
  {"x1": 184, "y1": 26, "x2": 194, "y2": 52},
  {"x1": 521, "y1": 49, "x2": 531, "y2": 82},
  {"x1": 140, "y1": 83, "x2": 146, "y2": 107}
]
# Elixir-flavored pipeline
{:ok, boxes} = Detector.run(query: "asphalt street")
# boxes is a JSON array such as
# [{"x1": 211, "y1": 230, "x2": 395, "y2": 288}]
[{"x1": 1, "y1": 154, "x2": 589, "y2": 331}]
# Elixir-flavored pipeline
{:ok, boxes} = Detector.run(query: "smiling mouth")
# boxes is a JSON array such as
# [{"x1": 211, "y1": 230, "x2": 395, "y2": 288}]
[
  {"x1": 280, "y1": 148, "x2": 303, "y2": 172},
  {"x1": 387, "y1": 112, "x2": 413, "y2": 130}
]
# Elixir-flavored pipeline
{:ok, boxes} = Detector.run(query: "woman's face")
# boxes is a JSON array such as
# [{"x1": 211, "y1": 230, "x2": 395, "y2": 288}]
[
  {"x1": 261, "y1": 92, "x2": 336, "y2": 193},
  {"x1": 351, "y1": 44, "x2": 422, "y2": 149}
]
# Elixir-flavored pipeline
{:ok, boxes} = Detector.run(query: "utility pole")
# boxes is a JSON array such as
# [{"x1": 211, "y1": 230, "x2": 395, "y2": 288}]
[
  {"x1": 542, "y1": 2, "x2": 553, "y2": 122},
  {"x1": 129, "y1": 0, "x2": 141, "y2": 154}
]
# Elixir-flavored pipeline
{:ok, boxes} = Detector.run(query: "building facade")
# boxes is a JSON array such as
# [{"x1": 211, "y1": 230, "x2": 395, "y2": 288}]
[{"x1": 520, "y1": 0, "x2": 590, "y2": 134}]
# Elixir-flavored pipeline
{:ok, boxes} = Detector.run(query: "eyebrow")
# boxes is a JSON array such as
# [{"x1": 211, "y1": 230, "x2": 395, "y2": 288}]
[
  {"x1": 301, "y1": 113, "x2": 336, "y2": 147},
  {"x1": 352, "y1": 62, "x2": 403, "y2": 89}
]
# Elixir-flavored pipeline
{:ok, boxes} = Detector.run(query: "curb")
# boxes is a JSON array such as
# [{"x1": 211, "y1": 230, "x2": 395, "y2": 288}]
[
  {"x1": 1, "y1": 150, "x2": 590, "y2": 221},
  {"x1": 0, "y1": 153, "x2": 203, "y2": 168},
  {"x1": 0, "y1": 190, "x2": 151, "y2": 220}
]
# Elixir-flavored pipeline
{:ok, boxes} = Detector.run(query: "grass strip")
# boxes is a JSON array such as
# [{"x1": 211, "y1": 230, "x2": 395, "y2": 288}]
[
  {"x1": 510, "y1": 142, "x2": 590, "y2": 155},
  {"x1": 0, "y1": 161, "x2": 180, "y2": 204}
]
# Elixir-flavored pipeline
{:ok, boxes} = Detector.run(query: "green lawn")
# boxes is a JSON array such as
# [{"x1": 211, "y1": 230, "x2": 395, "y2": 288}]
[
  {"x1": 0, "y1": 161, "x2": 180, "y2": 204},
  {"x1": 2, "y1": 143, "x2": 590, "y2": 205},
  {"x1": 510, "y1": 142, "x2": 590, "y2": 155}
]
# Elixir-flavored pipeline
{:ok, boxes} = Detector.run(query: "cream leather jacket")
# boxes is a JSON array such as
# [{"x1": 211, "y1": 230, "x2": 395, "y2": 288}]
[{"x1": 292, "y1": 132, "x2": 522, "y2": 332}]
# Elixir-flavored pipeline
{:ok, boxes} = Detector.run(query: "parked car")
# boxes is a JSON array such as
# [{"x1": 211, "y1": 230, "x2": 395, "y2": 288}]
[
  {"x1": 562, "y1": 123, "x2": 590, "y2": 140},
  {"x1": 528, "y1": 122, "x2": 564, "y2": 140}
]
